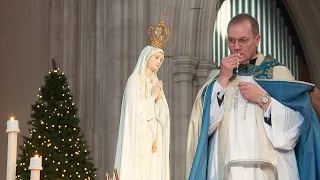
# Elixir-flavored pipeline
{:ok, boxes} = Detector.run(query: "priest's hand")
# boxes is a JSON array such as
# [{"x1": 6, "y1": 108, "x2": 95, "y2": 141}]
[
  {"x1": 238, "y1": 82, "x2": 265, "y2": 104},
  {"x1": 152, "y1": 80, "x2": 163, "y2": 101},
  {"x1": 218, "y1": 53, "x2": 245, "y2": 88}
]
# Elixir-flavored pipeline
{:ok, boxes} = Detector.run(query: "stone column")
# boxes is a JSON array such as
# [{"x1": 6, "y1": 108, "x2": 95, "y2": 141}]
[
  {"x1": 171, "y1": 56, "x2": 199, "y2": 180},
  {"x1": 195, "y1": 60, "x2": 217, "y2": 92}
]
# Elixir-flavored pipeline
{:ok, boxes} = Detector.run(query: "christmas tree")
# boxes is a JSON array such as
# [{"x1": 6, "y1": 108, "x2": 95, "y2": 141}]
[{"x1": 16, "y1": 60, "x2": 96, "y2": 179}]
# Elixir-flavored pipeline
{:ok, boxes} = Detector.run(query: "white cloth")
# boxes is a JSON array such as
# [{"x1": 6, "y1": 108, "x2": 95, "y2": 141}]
[
  {"x1": 114, "y1": 46, "x2": 170, "y2": 180},
  {"x1": 208, "y1": 75, "x2": 303, "y2": 180}
]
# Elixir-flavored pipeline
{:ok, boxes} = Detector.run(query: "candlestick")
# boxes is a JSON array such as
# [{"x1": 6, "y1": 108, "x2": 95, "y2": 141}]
[
  {"x1": 105, "y1": 169, "x2": 119, "y2": 180},
  {"x1": 6, "y1": 116, "x2": 20, "y2": 180},
  {"x1": 114, "y1": 168, "x2": 119, "y2": 180},
  {"x1": 29, "y1": 155, "x2": 43, "y2": 180},
  {"x1": 106, "y1": 172, "x2": 111, "y2": 180}
]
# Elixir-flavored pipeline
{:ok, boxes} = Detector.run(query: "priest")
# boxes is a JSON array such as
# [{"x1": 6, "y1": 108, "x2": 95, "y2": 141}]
[{"x1": 186, "y1": 13, "x2": 320, "y2": 180}]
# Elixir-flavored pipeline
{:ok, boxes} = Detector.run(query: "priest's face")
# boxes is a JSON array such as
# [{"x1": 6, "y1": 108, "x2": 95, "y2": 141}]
[
  {"x1": 227, "y1": 20, "x2": 260, "y2": 63},
  {"x1": 147, "y1": 52, "x2": 164, "y2": 72}
]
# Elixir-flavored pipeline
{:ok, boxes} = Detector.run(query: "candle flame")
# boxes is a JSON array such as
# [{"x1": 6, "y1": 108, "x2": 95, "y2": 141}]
[
  {"x1": 10, "y1": 116, "x2": 15, "y2": 120},
  {"x1": 34, "y1": 154, "x2": 39, "y2": 158}
]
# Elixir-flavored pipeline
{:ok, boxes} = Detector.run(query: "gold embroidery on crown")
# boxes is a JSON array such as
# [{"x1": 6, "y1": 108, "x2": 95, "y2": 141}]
[{"x1": 148, "y1": 13, "x2": 171, "y2": 49}]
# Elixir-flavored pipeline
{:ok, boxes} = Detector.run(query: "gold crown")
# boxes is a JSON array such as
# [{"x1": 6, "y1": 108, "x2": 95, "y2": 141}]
[{"x1": 148, "y1": 13, "x2": 171, "y2": 49}]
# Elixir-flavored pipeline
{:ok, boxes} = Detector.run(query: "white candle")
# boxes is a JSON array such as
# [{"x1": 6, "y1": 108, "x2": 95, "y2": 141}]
[
  {"x1": 29, "y1": 155, "x2": 43, "y2": 180},
  {"x1": 6, "y1": 116, "x2": 20, "y2": 180}
]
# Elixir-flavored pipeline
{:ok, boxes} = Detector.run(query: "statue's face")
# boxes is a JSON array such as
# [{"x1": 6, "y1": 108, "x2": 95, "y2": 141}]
[
  {"x1": 227, "y1": 20, "x2": 260, "y2": 63},
  {"x1": 147, "y1": 52, "x2": 164, "y2": 72}
]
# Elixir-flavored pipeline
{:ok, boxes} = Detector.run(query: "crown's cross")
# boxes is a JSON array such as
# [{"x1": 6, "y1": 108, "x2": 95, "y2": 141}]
[{"x1": 148, "y1": 13, "x2": 171, "y2": 49}]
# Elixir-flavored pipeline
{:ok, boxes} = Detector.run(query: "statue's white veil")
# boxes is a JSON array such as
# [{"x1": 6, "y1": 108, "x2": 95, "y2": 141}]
[{"x1": 114, "y1": 45, "x2": 170, "y2": 180}]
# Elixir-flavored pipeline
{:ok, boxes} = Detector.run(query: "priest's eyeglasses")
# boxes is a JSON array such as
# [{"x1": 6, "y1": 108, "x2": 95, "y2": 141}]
[{"x1": 227, "y1": 37, "x2": 250, "y2": 46}]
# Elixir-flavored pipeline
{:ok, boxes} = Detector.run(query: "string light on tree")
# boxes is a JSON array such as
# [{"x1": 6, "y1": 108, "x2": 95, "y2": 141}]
[{"x1": 16, "y1": 60, "x2": 97, "y2": 179}]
